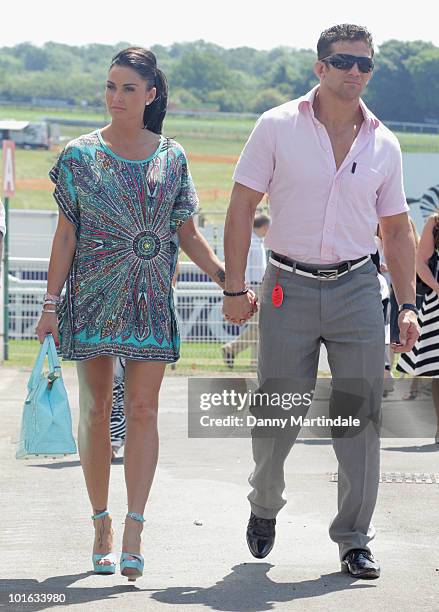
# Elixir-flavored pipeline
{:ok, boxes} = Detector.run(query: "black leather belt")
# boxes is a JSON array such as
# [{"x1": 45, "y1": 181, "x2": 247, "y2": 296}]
[{"x1": 269, "y1": 252, "x2": 370, "y2": 281}]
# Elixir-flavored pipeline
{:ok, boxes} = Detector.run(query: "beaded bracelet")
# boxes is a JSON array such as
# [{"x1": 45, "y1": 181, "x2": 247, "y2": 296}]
[
  {"x1": 44, "y1": 293, "x2": 61, "y2": 303},
  {"x1": 223, "y1": 288, "x2": 249, "y2": 297}
]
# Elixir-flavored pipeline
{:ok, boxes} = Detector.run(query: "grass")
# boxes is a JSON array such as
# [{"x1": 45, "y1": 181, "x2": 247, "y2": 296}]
[
  {"x1": 394, "y1": 131, "x2": 439, "y2": 153},
  {"x1": 0, "y1": 106, "x2": 109, "y2": 123},
  {"x1": 5, "y1": 339, "x2": 256, "y2": 372}
]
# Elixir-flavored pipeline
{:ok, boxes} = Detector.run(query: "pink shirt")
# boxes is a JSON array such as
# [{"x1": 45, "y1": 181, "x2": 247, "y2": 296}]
[{"x1": 233, "y1": 86, "x2": 409, "y2": 264}]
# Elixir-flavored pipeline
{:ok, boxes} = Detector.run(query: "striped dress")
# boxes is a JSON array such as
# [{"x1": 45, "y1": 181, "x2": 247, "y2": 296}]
[
  {"x1": 397, "y1": 290, "x2": 439, "y2": 376},
  {"x1": 110, "y1": 357, "x2": 126, "y2": 447}
]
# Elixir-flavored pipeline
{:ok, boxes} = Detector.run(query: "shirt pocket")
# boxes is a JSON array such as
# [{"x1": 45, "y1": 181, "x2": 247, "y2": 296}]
[{"x1": 341, "y1": 163, "x2": 385, "y2": 201}]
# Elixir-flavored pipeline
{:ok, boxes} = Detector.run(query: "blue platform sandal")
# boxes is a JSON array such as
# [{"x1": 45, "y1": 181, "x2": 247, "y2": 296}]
[
  {"x1": 120, "y1": 512, "x2": 145, "y2": 581},
  {"x1": 91, "y1": 510, "x2": 117, "y2": 575}
]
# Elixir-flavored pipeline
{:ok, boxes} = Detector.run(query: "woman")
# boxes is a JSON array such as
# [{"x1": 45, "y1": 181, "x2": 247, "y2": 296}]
[
  {"x1": 36, "y1": 47, "x2": 254, "y2": 580},
  {"x1": 397, "y1": 214, "x2": 439, "y2": 444}
]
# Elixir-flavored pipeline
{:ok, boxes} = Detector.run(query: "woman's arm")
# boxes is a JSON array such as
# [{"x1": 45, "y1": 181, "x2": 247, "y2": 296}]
[
  {"x1": 416, "y1": 215, "x2": 439, "y2": 293},
  {"x1": 47, "y1": 214, "x2": 77, "y2": 295},
  {"x1": 177, "y1": 218, "x2": 226, "y2": 288},
  {"x1": 35, "y1": 213, "x2": 77, "y2": 344}
]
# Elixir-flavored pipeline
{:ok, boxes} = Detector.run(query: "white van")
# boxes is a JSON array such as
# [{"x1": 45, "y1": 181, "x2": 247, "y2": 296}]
[{"x1": 11, "y1": 122, "x2": 50, "y2": 149}]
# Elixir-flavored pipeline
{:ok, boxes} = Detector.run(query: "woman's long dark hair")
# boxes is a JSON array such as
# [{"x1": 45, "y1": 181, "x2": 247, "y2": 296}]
[{"x1": 110, "y1": 47, "x2": 168, "y2": 135}]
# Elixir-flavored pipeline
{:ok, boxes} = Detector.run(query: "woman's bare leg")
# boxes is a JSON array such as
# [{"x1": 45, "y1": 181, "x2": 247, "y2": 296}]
[
  {"x1": 121, "y1": 360, "x2": 166, "y2": 569},
  {"x1": 76, "y1": 356, "x2": 115, "y2": 564}
]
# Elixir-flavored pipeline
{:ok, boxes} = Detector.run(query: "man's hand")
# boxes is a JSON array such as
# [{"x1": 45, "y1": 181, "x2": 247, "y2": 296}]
[
  {"x1": 223, "y1": 289, "x2": 258, "y2": 325},
  {"x1": 392, "y1": 311, "x2": 420, "y2": 353}
]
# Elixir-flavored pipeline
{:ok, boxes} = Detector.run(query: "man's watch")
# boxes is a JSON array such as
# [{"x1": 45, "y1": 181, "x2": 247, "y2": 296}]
[{"x1": 398, "y1": 303, "x2": 418, "y2": 316}]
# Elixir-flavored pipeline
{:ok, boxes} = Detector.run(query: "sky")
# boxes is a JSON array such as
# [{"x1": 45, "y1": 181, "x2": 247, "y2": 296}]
[{"x1": 3, "y1": 0, "x2": 439, "y2": 50}]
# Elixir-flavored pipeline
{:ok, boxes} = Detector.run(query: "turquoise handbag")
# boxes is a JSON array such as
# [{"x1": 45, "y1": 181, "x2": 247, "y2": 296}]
[{"x1": 16, "y1": 334, "x2": 77, "y2": 459}]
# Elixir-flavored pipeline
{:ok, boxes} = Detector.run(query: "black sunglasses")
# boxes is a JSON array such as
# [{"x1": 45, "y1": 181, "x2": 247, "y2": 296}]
[{"x1": 320, "y1": 53, "x2": 374, "y2": 73}]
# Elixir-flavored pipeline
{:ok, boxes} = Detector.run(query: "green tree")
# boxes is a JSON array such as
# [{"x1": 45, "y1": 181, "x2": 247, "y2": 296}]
[
  {"x1": 406, "y1": 47, "x2": 439, "y2": 120},
  {"x1": 0, "y1": 39, "x2": 438, "y2": 118},
  {"x1": 365, "y1": 40, "x2": 433, "y2": 121},
  {"x1": 252, "y1": 88, "x2": 287, "y2": 114},
  {"x1": 171, "y1": 49, "x2": 232, "y2": 98},
  {"x1": 14, "y1": 43, "x2": 48, "y2": 71}
]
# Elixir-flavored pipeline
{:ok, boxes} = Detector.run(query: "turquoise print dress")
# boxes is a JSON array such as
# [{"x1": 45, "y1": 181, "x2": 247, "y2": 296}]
[{"x1": 50, "y1": 131, "x2": 198, "y2": 362}]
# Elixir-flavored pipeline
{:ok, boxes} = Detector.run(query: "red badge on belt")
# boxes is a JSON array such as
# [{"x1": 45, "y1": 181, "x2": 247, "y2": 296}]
[
  {"x1": 271, "y1": 265, "x2": 284, "y2": 307},
  {"x1": 272, "y1": 283, "x2": 283, "y2": 307}
]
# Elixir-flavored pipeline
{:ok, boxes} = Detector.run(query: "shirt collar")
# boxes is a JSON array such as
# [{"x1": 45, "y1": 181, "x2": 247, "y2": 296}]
[{"x1": 298, "y1": 85, "x2": 380, "y2": 131}]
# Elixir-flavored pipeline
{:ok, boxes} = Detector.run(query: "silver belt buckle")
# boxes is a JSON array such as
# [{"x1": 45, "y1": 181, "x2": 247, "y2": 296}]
[{"x1": 316, "y1": 268, "x2": 338, "y2": 281}]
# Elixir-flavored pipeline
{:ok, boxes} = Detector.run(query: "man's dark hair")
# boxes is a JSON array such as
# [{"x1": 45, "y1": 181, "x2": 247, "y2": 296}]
[
  {"x1": 317, "y1": 24, "x2": 374, "y2": 60},
  {"x1": 253, "y1": 214, "x2": 270, "y2": 229}
]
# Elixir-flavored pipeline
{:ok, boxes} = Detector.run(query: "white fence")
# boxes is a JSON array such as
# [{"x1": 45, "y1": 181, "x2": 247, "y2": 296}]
[{"x1": 5, "y1": 258, "x2": 258, "y2": 370}]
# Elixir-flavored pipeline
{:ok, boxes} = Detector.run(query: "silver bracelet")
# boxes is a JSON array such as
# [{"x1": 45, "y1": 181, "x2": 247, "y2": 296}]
[{"x1": 42, "y1": 308, "x2": 57, "y2": 314}]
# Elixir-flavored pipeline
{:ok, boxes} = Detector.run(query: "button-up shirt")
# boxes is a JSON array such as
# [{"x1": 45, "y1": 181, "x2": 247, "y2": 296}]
[{"x1": 233, "y1": 85, "x2": 409, "y2": 264}]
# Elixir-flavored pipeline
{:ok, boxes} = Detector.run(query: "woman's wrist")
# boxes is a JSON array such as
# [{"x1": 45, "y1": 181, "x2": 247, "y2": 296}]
[
  {"x1": 43, "y1": 291, "x2": 61, "y2": 312},
  {"x1": 44, "y1": 292, "x2": 61, "y2": 303},
  {"x1": 42, "y1": 307, "x2": 57, "y2": 314}
]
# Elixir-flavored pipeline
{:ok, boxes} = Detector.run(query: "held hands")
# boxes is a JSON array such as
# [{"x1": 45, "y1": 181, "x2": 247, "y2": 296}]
[
  {"x1": 391, "y1": 310, "x2": 420, "y2": 353},
  {"x1": 222, "y1": 288, "x2": 258, "y2": 325}
]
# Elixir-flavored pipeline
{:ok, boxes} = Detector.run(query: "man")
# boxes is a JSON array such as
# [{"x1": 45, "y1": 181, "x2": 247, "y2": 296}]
[
  {"x1": 222, "y1": 214, "x2": 270, "y2": 368},
  {"x1": 223, "y1": 24, "x2": 419, "y2": 579}
]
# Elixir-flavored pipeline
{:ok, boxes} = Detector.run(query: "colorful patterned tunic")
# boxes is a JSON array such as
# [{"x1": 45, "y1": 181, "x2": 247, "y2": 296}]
[{"x1": 49, "y1": 131, "x2": 198, "y2": 361}]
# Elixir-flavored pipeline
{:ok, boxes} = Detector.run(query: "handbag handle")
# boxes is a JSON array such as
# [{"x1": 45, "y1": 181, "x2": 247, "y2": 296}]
[
  {"x1": 46, "y1": 333, "x2": 61, "y2": 372},
  {"x1": 28, "y1": 334, "x2": 62, "y2": 392}
]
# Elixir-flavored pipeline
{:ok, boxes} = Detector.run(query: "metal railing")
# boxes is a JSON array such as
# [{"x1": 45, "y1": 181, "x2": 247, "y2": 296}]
[
  {"x1": 5, "y1": 257, "x2": 259, "y2": 371},
  {"x1": 384, "y1": 120, "x2": 439, "y2": 134}
]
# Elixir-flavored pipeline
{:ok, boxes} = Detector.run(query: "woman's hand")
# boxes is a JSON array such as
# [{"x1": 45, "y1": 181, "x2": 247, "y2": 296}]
[
  {"x1": 223, "y1": 290, "x2": 258, "y2": 325},
  {"x1": 35, "y1": 310, "x2": 60, "y2": 346}
]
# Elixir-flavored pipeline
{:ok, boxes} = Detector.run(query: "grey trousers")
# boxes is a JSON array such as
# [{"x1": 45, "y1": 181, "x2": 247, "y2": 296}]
[{"x1": 248, "y1": 258, "x2": 384, "y2": 560}]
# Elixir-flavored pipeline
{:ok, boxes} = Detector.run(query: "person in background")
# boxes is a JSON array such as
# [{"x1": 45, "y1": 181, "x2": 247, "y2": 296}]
[
  {"x1": 397, "y1": 214, "x2": 439, "y2": 443},
  {"x1": 221, "y1": 214, "x2": 270, "y2": 369},
  {"x1": 110, "y1": 357, "x2": 126, "y2": 459}
]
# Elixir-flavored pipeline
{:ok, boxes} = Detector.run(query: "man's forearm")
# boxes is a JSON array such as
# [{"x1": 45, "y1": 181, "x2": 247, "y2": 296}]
[
  {"x1": 384, "y1": 230, "x2": 416, "y2": 305},
  {"x1": 224, "y1": 199, "x2": 254, "y2": 291}
]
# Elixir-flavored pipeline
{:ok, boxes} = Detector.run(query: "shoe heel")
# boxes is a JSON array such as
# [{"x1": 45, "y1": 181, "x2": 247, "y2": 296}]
[
  {"x1": 121, "y1": 512, "x2": 145, "y2": 581},
  {"x1": 120, "y1": 553, "x2": 144, "y2": 581},
  {"x1": 340, "y1": 561, "x2": 349, "y2": 573}
]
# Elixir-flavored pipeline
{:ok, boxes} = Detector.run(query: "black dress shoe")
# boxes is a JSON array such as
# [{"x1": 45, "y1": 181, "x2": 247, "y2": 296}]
[
  {"x1": 341, "y1": 549, "x2": 380, "y2": 579},
  {"x1": 246, "y1": 512, "x2": 276, "y2": 558}
]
